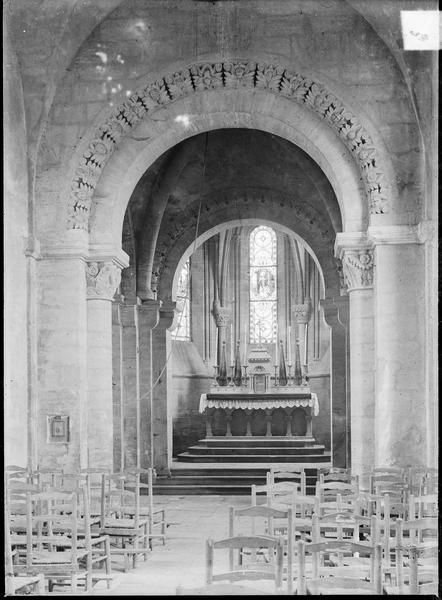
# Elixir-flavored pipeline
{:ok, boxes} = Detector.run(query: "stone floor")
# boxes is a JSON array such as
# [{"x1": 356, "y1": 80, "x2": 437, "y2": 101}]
[{"x1": 92, "y1": 495, "x2": 277, "y2": 596}]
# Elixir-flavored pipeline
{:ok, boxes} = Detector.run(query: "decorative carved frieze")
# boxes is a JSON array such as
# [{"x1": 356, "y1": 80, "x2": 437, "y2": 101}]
[
  {"x1": 67, "y1": 61, "x2": 388, "y2": 230},
  {"x1": 86, "y1": 261, "x2": 121, "y2": 300},
  {"x1": 341, "y1": 249, "x2": 374, "y2": 290},
  {"x1": 292, "y1": 300, "x2": 312, "y2": 324}
]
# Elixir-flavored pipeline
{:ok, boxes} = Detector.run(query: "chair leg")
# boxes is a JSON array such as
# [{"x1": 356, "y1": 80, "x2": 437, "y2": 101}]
[
  {"x1": 71, "y1": 574, "x2": 78, "y2": 594},
  {"x1": 86, "y1": 551, "x2": 93, "y2": 592},
  {"x1": 105, "y1": 537, "x2": 112, "y2": 589},
  {"x1": 37, "y1": 574, "x2": 45, "y2": 594}
]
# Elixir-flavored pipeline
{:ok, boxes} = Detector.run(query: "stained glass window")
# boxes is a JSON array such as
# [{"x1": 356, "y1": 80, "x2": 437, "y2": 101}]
[
  {"x1": 174, "y1": 259, "x2": 191, "y2": 341},
  {"x1": 249, "y1": 226, "x2": 277, "y2": 343}
]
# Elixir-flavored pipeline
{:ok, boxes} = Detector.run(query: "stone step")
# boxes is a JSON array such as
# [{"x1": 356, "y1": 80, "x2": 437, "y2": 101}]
[
  {"x1": 201, "y1": 436, "x2": 316, "y2": 448},
  {"x1": 176, "y1": 452, "x2": 331, "y2": 463},
  {"x1": 183, "y1": 445, "x2": 326, "y2": 456}
]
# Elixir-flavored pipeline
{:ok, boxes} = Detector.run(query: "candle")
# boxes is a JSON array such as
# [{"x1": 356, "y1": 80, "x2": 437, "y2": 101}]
[
  {"x1": 275, "y1": 324, "x2": 279, "y2": 364},
  {"x1": 244, "y1": 323, "x2": 247, "y2": 361},
  {"x1": 230, "y1": 324, "x2": 234, "y2": 364},
  {"x1": 288, "y1": 325, "x2": 292, "y2": 363}
]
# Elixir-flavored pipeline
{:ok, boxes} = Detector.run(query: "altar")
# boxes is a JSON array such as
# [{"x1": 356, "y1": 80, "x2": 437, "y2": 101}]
[
  {"x1": 199, "y1": 389, "x2": 319, "y2": 438},
  {"x1": 199, "y1": 343, "x2": 319, "y2": 438}
]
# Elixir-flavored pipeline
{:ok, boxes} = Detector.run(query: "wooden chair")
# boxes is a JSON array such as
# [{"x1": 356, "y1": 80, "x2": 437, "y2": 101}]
[
  {"x1": 206, "y1": 535, "x2": 284, "y2": 594},
  {"x1": 44, "y1": 478, "x2": 113, "y2": 591},
  {"x1": 122, "y1": 468, "x2": 167, "y2": 548},
  {"x1": 296, "y1": 538, "x2": 383, "y2": 595},
  {"x1": 99, "y1": 472, "x2": 149, "y2": 571},
  {"x1": 5, "y1": 492, "x2": 45, "y2": 596},
  {"x1": 385, "y1": 518, "x2": 438, "y2": 594},
  {"x1": 13, "y1": 489, "x2": 93, "y2": 594},
  {"x1": 229, "y1": 504, "x2": 293, "y2": 591},
  {"x1": 267, "y1": 467, "x2": 306, "y2": 495}
]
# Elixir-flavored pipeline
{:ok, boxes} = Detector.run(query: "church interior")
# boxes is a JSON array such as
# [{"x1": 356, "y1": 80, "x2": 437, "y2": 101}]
[{"x1": 4, "y1": 0, "x2": 438, "y2": 595}]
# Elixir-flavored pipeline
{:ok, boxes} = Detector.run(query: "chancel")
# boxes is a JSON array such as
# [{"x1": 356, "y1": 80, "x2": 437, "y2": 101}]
[{"x1": 4, "y1": 0, "x2": 438, "y2": 596}]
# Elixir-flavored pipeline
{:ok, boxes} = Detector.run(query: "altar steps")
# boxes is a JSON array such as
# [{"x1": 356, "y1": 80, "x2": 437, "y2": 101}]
[
  {"x1": 151, "y1": 464, "x2": 328, "y2": 496},
  {"x1": 176, "y1": 436, "x2": 329, "y2": 462}
]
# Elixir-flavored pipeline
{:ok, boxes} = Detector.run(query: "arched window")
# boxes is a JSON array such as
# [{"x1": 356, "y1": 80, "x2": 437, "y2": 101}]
[
  {"x1": 174, "y1": 259, "x2": 191, "y2": 341},
  {"x1": 249, "y1": 226, "x2": 277, "y2": 343}
]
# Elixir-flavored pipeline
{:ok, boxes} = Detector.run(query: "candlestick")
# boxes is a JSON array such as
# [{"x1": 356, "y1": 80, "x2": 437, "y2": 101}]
[
  {"x1": 212, "y1": 365, "x2": 219, "y2": 387},
  {"x1": 287, "y1": 364, "x2": 292, "y2": 386},
  {"x1": 273, "y1": 365, "x2": 278, "y2": 387},
  {"x1": 215, "y1": 326, "x2": 218, "y2": 361},
  {"x1": 275, "y1": 327, "x2": 278, "y2": 363},
  {"x1": 244, "y1": 323, "x2": 247, "y2": 360},
  {"x1": 229, "y1": 365, "x2": 235, "y2": 386},
  {"x1": 242, "y1": 365, "x2": 248, "y2": 387}
]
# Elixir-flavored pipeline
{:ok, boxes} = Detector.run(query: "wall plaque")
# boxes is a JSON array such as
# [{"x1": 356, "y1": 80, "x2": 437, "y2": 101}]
[{"x1": 47, "y1": 415, "x2": 70, "y2": 443}]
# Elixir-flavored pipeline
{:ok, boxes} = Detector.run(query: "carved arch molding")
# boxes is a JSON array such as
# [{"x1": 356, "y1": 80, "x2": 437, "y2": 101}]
[{"x1": 68, "y1": 60, "x2": 388, "y2": 231}]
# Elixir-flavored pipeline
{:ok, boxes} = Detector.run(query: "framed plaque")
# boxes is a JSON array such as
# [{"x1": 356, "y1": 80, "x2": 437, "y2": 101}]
[{"x1": 47, "y1": 415, "x2": 70, "y2": 443}]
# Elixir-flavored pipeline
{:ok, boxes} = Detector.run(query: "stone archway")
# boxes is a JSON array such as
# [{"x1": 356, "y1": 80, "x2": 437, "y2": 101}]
[
  {"x1": 60, "y1": 59, "x2": 397, "y2": 247},
  {"x1": 34, "y1": 59, "x2": 429, "y2": 479}
]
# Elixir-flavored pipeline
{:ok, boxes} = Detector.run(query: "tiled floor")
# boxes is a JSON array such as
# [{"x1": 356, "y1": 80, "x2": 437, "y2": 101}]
[{"x1": 92, "y1": 495, "x2": 269, "y2": 596}]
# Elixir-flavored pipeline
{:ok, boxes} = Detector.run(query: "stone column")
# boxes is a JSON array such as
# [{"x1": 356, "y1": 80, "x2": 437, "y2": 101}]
[
  {"x1": 292, "y1": 299, "x2": 311, "y2": 371},
  {"x1": 119, "y1": 300, "x2": 140, "y2": 470},
  {"x1": 36, "y1": 252, "x2": 88, "y2": 472},
  {"x1": 137, "y1": 299, "x2": 161, "y2": 469},
  {"x1": 86, "y1": 259, "x2": 124, "y2": 470},
  {"x1": 151, "y1": 300, "x2": 175, "y2": 474},
  {"x1": 369, "y1": 227, "x2": 426, "y2": 468},
  {"x1": 335, "y1": 235, "x2": 374, "y2": 486},
  {"x1": 212, "y1": 302, "x2": 232, "y2": 385},
  {"x1": 321, "y1": 295, "x2": 350, "y2": 469},
  {"x1": 111, "y1": 293, "x2": 124, "y2": 472}
]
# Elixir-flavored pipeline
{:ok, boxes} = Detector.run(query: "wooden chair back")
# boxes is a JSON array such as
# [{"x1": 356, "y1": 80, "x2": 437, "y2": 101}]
[
  {"x1": 206, "y1": 535, "x2": 284, "y2": 592},
  {"x1": 100, "y1": 472, "x2": 141, "y2": 528},
  {"x1": 297, "y1": 537, "x2": 383, "y2": 595},
  {"x1": 268, "y1": 467, "x2": 306, "y2": 495}
]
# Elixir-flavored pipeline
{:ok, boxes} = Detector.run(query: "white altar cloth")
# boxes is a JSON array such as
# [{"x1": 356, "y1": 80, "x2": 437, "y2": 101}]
[{"x1": 199, "y1": 392, "x2": 319, "y2": 416}]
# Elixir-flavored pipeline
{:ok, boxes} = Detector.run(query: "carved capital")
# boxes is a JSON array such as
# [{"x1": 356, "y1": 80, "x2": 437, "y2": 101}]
[
  {"x1": 212, "y1": 302, "x2": 232, "y2": 328},
  {"x1": 341, "y1": 249, "x2": 374, "y2": 291},
  {"x1": 86, "y1": 261, "x2": 121, "y2": 300},
  {"x1": 292, "y1": 299, "x2": 311, "y2": 324}
]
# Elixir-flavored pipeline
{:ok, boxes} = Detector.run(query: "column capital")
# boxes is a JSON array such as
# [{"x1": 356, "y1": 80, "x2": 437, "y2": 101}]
[
  {"x1": 341, "y1": 249, "x2": 374, "y2": 291},
  {"x1": 212, "y1": 301, "x2": 232, "y2": 327},
  {"x1": 86, "y1": 260, "x2": 122, "y2": 300},
  {"x1": 137, "y1": 299, "x2": 162, "y2": 330},
  {"x1": 292, "y1": 299, "x2": 311, "y2": 324}
]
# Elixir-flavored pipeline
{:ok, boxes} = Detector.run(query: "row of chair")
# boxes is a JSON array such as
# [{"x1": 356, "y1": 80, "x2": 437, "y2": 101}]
[
  {"x1": 176, "y1": 464, "x2": 438, "y2": 595},
  {"x1": 5, "y1": 465, "x2": 168, "y2": 595}
]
